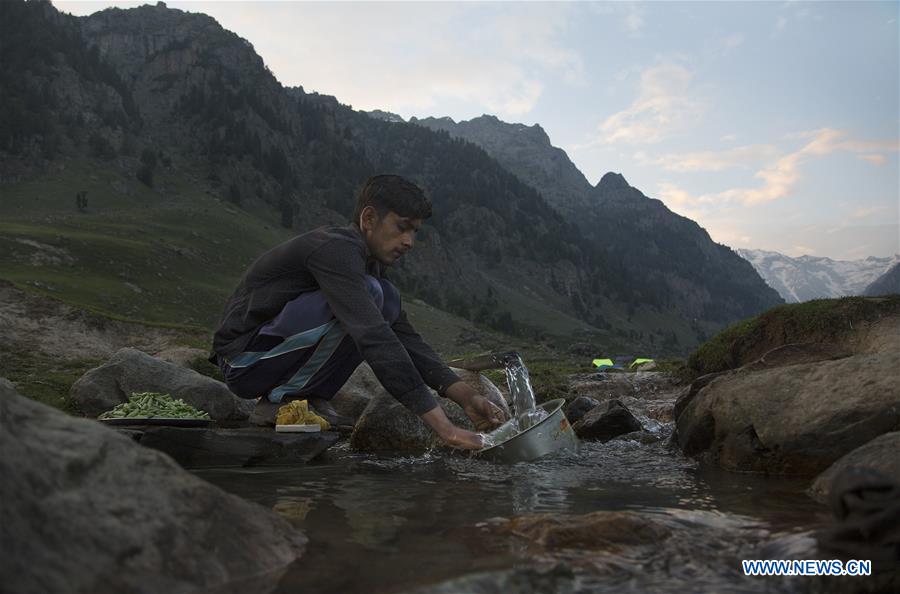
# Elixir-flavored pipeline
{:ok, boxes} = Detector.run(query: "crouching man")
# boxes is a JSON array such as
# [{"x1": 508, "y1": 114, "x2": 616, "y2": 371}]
[{"x1": 208, "y1": 174, "x2": 505, "y2": 449}]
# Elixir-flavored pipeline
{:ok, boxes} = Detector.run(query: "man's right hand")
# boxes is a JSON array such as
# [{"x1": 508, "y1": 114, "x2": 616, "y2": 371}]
[
  {"x1": 437, "y1": 425, "x2": 485, "y2": 450},
  {"x1": 420, "y1": 404, "x2": 485, "y2": 450}
]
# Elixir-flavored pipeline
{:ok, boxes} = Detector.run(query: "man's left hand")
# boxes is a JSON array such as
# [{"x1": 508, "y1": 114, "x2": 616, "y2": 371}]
[
  {"x1": 445, "y1": 381, "x2": 508, "y2": 431},
  {"x1": 463, "y1": 395, "x2": 507, "y2": 431}
]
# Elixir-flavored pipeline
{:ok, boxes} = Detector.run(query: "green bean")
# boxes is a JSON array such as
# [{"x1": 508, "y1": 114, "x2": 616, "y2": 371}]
[{"x1": 98, "y1": 392, "x2": 211, "y2": 420}]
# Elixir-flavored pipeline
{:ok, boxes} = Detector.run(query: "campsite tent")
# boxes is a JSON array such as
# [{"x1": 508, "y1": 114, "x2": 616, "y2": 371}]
[{"x1": 592, "y1": 358, "x2": 615, "y2": 371}]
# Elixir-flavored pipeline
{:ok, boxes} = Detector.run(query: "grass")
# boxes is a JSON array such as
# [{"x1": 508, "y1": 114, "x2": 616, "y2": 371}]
[
  {"x1": 0, "y1": 348, "x2": 103, "y2": 415},
  {"x1": 0, "y1": 157, "x2": 293, "y2": 329},
  {"x1": 683, "y1": 295, "x2": 900, "y2": 380}
]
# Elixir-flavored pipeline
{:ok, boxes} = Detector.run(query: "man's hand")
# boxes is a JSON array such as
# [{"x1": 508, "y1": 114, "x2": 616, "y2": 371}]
[
  {"x1": 420, "y1": 404, "x2": 485, "y2": 450},
  {"x1": 444, "y1": 381, "x2": 508, "y2": 431},
  {"x1": 462, "y1": 396, "x2": 506, "y2": 431}
]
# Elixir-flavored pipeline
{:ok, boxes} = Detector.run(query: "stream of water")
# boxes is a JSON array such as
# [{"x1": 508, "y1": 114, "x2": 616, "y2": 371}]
[{"x1": 195, "y1": 370, "x2": 831, "y2": 594}]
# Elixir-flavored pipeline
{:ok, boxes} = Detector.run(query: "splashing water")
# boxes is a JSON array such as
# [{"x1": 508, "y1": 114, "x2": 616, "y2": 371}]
[{"x1": 482, "y1": 354, "x2": 549, "y2": 447}]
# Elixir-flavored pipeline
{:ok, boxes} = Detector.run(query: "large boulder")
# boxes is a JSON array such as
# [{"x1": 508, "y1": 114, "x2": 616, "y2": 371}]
[
  {"x1": 564, "y1": 395, "x2": 600, "y2": 425},
  {"x1": 675, "y1": 351, "x2": 900, "y2": 474},
  {"x1": 71, "y1": 347, "x2": 253, "y2": 421},
  {"x1": 572, "y1": 399, "x2": 643, "y2": 442},
  {"x1": 810, "y1": 432, "x2": 900, "y2": 503},
  {"x1": 0, "y1": 378, "x2": 306, "y2": 594},
  {"x1": 330, "y1": 362, "x2": 381, "y2": 420},
  {"x1": 350, "y1": 393, "x2": 473, "y2": 452},
  {"x1": 349, "y1": 369, "x2": 507, "y2": 452}
]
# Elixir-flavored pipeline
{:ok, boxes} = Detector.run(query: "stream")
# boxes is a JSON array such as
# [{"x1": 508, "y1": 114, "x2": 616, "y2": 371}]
[{"x1": 195, "y1": 370, "x2": 832, "y2": 593}]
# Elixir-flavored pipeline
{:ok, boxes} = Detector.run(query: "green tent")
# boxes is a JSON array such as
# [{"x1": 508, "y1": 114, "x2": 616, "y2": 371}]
[
  {"x1": 630, "y1": 358, "x2": 655, "y2": 368},
  {"x1": 592, "y1": 358, "x2": 615, "y2": 370}
]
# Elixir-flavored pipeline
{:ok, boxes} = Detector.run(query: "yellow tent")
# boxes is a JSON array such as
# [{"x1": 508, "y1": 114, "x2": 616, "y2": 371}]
[
  {"x1": 630, "y1": 358, "x2": 655, "y2": 368},
  {"x1": 592, "y1": 358, "x2": 614, "y2": 370}
]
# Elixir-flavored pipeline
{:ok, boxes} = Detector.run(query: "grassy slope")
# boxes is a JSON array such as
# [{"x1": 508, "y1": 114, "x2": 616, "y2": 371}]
[
  {"x1": 0, "y1": 157, "x2": 291, "y2": 328},
  {"x1": 684, "y1": 295, "x2": 900, "y2": 380}
]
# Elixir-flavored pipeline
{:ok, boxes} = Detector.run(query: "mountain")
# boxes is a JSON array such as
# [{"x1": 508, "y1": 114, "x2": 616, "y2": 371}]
[
  {"x1": 0, "y1": 0, "x2": 781, "y2": 355},
  {"x1": 737, "y1": 249, "x2": 898, "y2": 303},
  {"x1": 863, "y1": 262, "x2": 900, "y2": 296},
  {"x1": 413, "y1": 114, "x2": 783, "y2": 330},
  {"x1": 411, "y1": 115, "x2": 594, "y2": 222}
]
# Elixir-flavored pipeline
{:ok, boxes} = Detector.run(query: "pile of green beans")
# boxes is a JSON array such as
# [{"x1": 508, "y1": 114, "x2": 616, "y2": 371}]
[{"x1": 98, "y1": 392, "x2": 211, "y2": 420}]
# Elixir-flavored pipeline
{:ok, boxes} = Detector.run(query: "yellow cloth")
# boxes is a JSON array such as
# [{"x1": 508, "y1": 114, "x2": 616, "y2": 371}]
[{"x1": 276, "y1": 400, "x2": 330, "y2": 431}]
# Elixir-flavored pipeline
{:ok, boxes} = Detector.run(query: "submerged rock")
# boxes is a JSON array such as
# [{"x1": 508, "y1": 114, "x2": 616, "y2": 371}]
[
  {"x1": 350, "y1": 369, "x2": 507, "y2": 452},
  {"x1": 0, "y1": 378, "x2": 306, "y2": 594},
  {"x1": 572, "y1": 398, "x2": 643, "y2": 442},
  {"x1": 71, "y1": 347, "x2": 253, "y2": 421},
  {"x1": 500, "y1": 510, "x2": 671, "y2": 552},
  {"x1": 810, "y1": 432, "x2": 900, "y2": 503},
  {"x1": 675, "y1": 351, "x2": 900, "y2": 474},
  {"x1": 486, "y1": 509, "x2": 775, "y2": 592}
]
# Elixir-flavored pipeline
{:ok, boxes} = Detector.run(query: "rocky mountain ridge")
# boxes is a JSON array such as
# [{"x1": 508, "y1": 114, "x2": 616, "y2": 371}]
[{"x1": 737, "y1": 249, "x2": 898, "y2": 302}]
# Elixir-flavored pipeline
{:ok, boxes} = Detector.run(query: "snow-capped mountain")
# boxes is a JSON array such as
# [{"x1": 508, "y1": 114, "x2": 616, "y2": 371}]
[{"x1": 737, "y1": 249, "x2": 899, "y2": 303}]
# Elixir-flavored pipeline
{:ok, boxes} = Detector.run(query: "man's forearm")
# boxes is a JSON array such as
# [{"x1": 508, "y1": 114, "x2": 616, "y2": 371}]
[{"x1": 443, "y1": 381, "x2": 477, "y2": 407}]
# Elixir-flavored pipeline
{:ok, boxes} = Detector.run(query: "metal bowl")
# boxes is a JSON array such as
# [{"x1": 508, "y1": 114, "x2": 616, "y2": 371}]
[{"x1": 478, "y1": 398, "x2": 579, "y2": 463}]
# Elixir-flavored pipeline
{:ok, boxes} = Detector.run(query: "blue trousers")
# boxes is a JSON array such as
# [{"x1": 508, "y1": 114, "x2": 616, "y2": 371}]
[{"x1": 219, "y1": 276, "x2": 401, "y2": 403}]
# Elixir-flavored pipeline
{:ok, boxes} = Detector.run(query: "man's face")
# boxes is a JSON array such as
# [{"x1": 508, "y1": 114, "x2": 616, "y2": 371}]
[{"x1": 361, "y1": 208, "x2": 422, "y2": 266}]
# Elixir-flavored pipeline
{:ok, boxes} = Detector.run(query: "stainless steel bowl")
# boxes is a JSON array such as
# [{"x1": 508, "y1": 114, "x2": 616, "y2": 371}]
[{"x1": 478, "y1": 398, "x2": 579, "y2": 463}]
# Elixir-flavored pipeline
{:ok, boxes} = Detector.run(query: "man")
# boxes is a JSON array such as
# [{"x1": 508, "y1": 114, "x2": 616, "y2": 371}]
[{"x1": 209, "y1": 174, "x2": 505, "y2": 449}]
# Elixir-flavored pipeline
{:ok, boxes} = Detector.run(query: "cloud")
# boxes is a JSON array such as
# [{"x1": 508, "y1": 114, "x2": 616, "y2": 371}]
[
  {"x1": 589, "y1": 2, "x2": 646, "y2": 34},
  {"x1": 790, "y1": 245, "x2": 816, "y2": 256},
  {"x1": 858, "y1": 154, "x2": 887, "y2": 165},
  {"x1": 661, "y1": 129, "x2": 899, "y2": 207},
  {"x1": 598, "y1": 62, "x2": 702, "y2": 144},
  {"x1": 775, "y1": 15, "x2": 788, "y2": 33},
  {"x1": 717, "y1": 33, "x2": 745, "y2": 55},
  {"x1": 851, "y1": 207, "x2": 885, "y2": 219},
  {"x1": 623, "y1": 4, "x2": 646, "y2": 33},
  {"x1": 650, "y1": 144, "x2": 779, "y2": 172}
]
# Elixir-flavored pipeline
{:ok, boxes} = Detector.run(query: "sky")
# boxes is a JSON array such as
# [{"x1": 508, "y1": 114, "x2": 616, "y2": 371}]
[{"x1": 56, "y1": 1, "x2": 900, "y2": 261}]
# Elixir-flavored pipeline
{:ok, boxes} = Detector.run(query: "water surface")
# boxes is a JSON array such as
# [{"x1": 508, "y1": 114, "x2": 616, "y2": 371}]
[{"x1": 196, "y1": 425, "x2": 828, "y2": 594}]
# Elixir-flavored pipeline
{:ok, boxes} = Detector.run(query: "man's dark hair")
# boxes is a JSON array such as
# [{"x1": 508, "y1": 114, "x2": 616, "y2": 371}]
[{"x1": 352, "y1": 174, "x2": 432, "y2": 225}]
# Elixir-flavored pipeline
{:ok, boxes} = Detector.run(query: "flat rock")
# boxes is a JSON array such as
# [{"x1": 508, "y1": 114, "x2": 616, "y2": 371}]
[
  {"x1": 71, "y1": 347, "x2": 253, "y2": 421},
  {"x1": 675, "y1": 352, "x2": 900, "y2": 475},
  {"x1": 127, "y1": 426, "x2": 340, "y2": 467},
  {"x1": 572, "y1": 398, "x2": 643, "y2": 442},
  {"x1": 810, "y1": 432, "x2": 900, "y2": 503},
  {"x1": 0, "y1": 378, "x2": 306, "y2": 594}
]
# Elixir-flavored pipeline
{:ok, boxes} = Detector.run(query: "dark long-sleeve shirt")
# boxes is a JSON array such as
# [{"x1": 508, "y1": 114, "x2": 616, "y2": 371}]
[{"x1": 210, "y1": 224, "x2": 460, "y2": 414}]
